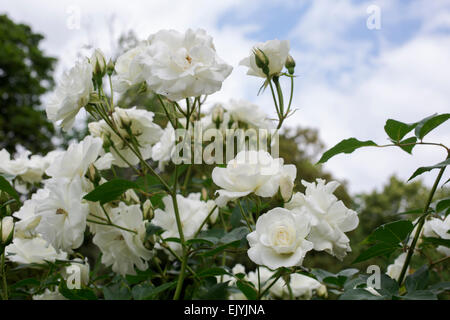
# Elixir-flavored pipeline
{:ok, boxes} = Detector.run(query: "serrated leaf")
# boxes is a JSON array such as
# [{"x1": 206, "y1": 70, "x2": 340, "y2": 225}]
[
  {"x1": 0, "y1": 176, "x2": 20, "y2": 203},
  {"x1": 397, "y1": 137, "x2": 417, "y2": 154},
  {"x1": 221, "y1": 226, "x2": 249, "y2": 243},
  {"x1": 366, "y1": 220, "x2": 414, "y2": 245},
  {"x1": 317, "y1": 138, "x2": 377, "y2": 164},
  {"x1": 353, "y1": 243, "x2": 400, "y2": 264},
  {"x1": 384, "y1": 119, "x2": 417, "y2": 142},
  {"x1": 408, "y1": 158, "x2": 450, "y2": 181},
  {"x1": 83, "y1": 179, "x2": 140, "y2": 204},
  {"x1": 415, "y1": 113, "x2": 450, "y2": 140}
]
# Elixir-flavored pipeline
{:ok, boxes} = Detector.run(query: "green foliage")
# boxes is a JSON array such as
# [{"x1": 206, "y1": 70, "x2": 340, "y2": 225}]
[
  {"x1": 0, "y1": 14, "x2": 56, "y2": 154},
  {"x1": 384, "y1": 119, "x2": 417, "y2": 142},
  {"x1": 317, "y1": 138, "x2": 377, "y2": 164},
  {"x1": 0, "y1": 176, "x2": 20, "y2": 203},
  {"x1": 408, "y1": 158, "x2": 450, "y2": 181},
  {"x1": 83, "y1": 179, "x2": 141, "y2": 204},
  {"x1": 414, "y1": 113, "x2": 450, "y2": 140}
]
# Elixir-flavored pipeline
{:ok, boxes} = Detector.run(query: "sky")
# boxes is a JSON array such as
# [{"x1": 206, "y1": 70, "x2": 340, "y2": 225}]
[{"x1": 2, "y1": 0, "x2": 450, "y2": 194}]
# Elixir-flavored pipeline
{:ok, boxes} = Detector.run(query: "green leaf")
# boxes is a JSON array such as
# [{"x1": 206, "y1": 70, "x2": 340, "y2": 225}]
[
  {"x1": 125, "y1": 269, "x2": 154, "y2": 285},
  {"x1": 422, "y1": 237, "x2": 450, "y2": 248},
  {"x1": 429, "y1": 281, "x2": 450, "y2": 294},
  {"x1": 236, "y1": 280, "x2": 258, "y2": 300},
  {"x1": 405, "y1": 266, "x2": 429, "y2": 292},
  {"x1": 131, "y1": 283, "x2": 155, "y2": 300},
  {"x1": 353, "y1": 243, "x2": 400, "y2": 263},
  {"x1": 317, "y1": 138, "x2": 378, "y2": 164},
  {"x1": 103, "y1": 283, "x2": 132, "y2": 300},
  {"x1": 384, "y1": 119, "x2": 417, "y2": 142},
  {"x1": 83, "y1": 179, "x2": 140, "y2": 204},
  {"x1": 400, "y1": 290, "x2": 437, "y2": 300},
  {"x1": 339, "y1": 288, "x2": 384, "y2": 300},
  {"x1": 193, "y1": 281, "x2": 229, "y2": 300},
  {"x1": 0, "y1": 176, "x2": 20, "y2": 203},
  {"x1": 377, "y1": 274, "x2": 399, "y2": 297},
  {"x1": 185, "y1": 238, "x2": 215, "y2": 246},
  {"x1": 197, "y1": 267, "x2": 229, "y2": 278},
  {"x1": 398, "y1": 137, "x2": 417, "y2": 154},
  {"x1": 435, "y1": 197, "x2": 450, "y2": 213},
  {"x1": 415, "y1": 113, "x2": 450, "y2": 140},
  {"x1": 408, "y1": 158, "x2": 450, "y2": 181},
  {"x1": 10, "y1": 278, "x2": 40, "y2": 289},
  {"x1": 132, "y1": 281, "x2": 176, "y2": 300},
  {"x1": 145, "y1": 223, "x2": 163, "y2": 238},
  {"x1": 365, "y1": 220, "x2": 414, "y2": 245},
  {"x1": 58, "y1": 282, "x2": 97, "y2": 300},
  {"x1": 221, "y1": 226, "x2": 249, "y2": 243}
]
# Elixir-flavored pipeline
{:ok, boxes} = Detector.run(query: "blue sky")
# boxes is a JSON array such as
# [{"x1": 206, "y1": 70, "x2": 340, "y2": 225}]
[{"x1": 2, "y1": 0, "x2": 450, "y2": 194}]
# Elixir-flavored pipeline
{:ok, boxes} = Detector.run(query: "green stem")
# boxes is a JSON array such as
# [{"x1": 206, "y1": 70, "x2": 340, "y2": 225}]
[
  {"x1": 172, "y1": 166, "x2": 188, "y2": 300},
  {"x1": 397, "y1": 160, "x2": 447, "y2": 285},
  {"x1": 1, "y1": 249, "x2": 7, "y2": 300},
  {"x1": 237, "y1": 200, "x2": 253, "y2": 231},
  {"x1": 259, "y1": 273, "x2": 283, "y2": 299},
  {"x1": 273, "y1": 76, "x2": 284, "y2": 116}
]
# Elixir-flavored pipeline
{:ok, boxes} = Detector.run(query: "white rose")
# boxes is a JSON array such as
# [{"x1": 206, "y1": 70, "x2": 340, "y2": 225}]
[
  {"x1": 386, "y1": 252, "x2": 408, "y2": 281},
  {"x1": 46, "y1": 59, "x2": 93, "y2": 131},
  {"x1": 247, "y1": 207, "x2": 313, "y2": 269},
  {"x1": 140, "y1": 28, "x2": 232, "y2": 101},
  {"x1": 153, "y1": 193, "x2": 213, "y2": 256},
  {"x1": 240, "y1": 39, "x2": 290, "y2": 78},
  {"x1": 288, "y1": 273, "x2": 323, "y2": 299},
  {"x1": 212, "y1": 150, "x2": 296, "y2": 207},
  {"x1": 286, "y1": 179, "x2": 359, "y2": 260},
  {"x1": 46, "y1": 135, "x2": 103, "y2": 180},
  {"x1": 5, "y1": 236, "x2": 67, "y2": 264},
  {"x1": 112, "y1": 41, "x2": 148, "y2": 93},
  {"x1": 35, "y1": 177, "x2": 89, "y2": 252},
  {"x1": 92, "y1": 202, "x2": 152, "y2": 276}
]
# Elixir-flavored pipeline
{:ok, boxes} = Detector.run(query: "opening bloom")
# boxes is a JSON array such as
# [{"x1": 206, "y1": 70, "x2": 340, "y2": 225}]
[
  {"x1": 247, "y1": 207, "x2": 313, "y2": 269},
  {"x1": 240, "y1": 39, "x2": 290, "y2": 78}
]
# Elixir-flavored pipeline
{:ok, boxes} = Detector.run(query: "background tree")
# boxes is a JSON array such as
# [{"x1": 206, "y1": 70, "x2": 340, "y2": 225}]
[{"x1": 0, "y1": 14, "x2": 56, "y2": 154}]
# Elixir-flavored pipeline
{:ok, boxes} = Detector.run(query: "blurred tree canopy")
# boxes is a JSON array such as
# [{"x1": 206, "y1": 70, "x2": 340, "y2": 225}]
[{"x1": 0, "y1": 14, "x2": 56, "y2": 154}]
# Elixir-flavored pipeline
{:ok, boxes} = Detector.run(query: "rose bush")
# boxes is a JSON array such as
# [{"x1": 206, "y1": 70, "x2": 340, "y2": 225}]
[{"x1": 0, "y1": 27, "x2": 448, "y2": 301}]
